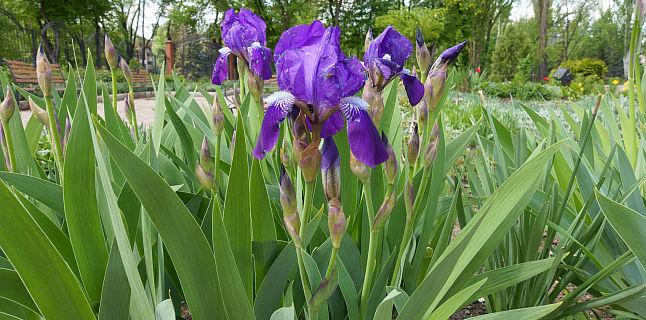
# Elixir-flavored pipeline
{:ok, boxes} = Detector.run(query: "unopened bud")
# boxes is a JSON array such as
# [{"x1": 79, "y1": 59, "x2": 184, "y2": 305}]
[
  {"x1": 280, "y1": 135, "x2": 295, "y2": 170},
  {"x1": 0, "y1": 126, "x2": 7, "y2": 170},
  {"x1": 407, "y1": 123, "x2": 419, "y2": 170},
  {"x1": 119, "y1": 57, "x2": 132, "y2": 84},
  {"x1": 417, "y1": 100, "x2": 428, "y2": 130},
  {"x1": 211, "y1": 94, "x2": 225, "y2": 136},
  {"x1": 283, "y1": 213, "x2": 302, "y2": 247},
  {"x1": 300, "y1": 141, "x2": 321, "y2": 183},
  {"x1": 369, "y1": 92, "x2": 384, "y2": 126},
  {"x1": 424, "y1": 67, "x2": 447, "y2": 111},
  {"x1": 373, "y1": 191, "x2": 395, "y2": 231},
  {"x1": 350, "y1": 152, "x2": 370, "y2": 183},
  {"x1": 327, "y1": 198, "x2": 346, "y2": 249},
  {"x1": 0, "y1": 86, "x2": 15, "y2": 122},
  {"x1": 364, "y1": 28, "x2": 373, "y2": 55},
  {"x1": 438, "y1": 41, "x2": 467, "y2": 65},
  {"x1": 36, "y1": 45, "x2": 52, "y2": 98},
  {"x1": 195, "y1": 164, "x2": 215, "y2": 190},
  {"x1": 321, "y1": 138, "x2": 340, "y2": 201},
  {"x1": 123, "y1": 95, "x2": 133, "y2": 122},
  {"x1": 200, "y1": 138, "x2": 212, "y2": 171},
  {"x1": 383, "y1": 134, "x2": 397, "y2": 184},
  {"x1": 310, "y1": 269, "x2": 338, "y2": 309},
  {"x1": 424, "y1": 123, "x2": 439, "y2": 167},
  {"x1": 247, "y1": 74, "x2": 264, "y2": 103},
  {"x1": 279, "y1": 168, "x2": 298, "y2": 217},
  {"x1": 28, "y1": 98, "x2": 49, "y2": 127},
  {"x1": 405, "y1": 182, "x2": 415, "y2": 219},
  {"x1": 105, "y1": 35, "x2": 118, "y2": 69},
  {"x1": 416, "y1": 27, "x2": 431, "y2": 77},
  {"x1": 62, "y1": 117, "x2": 71, "y2": 155}
]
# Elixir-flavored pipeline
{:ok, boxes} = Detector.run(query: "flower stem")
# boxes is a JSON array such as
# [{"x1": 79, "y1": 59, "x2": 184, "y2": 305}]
[
  {"x1": 128, "y1": 85, "x2": 139, "y2": 141},
  {"x1": 111, "y1": 69, "x2": 118, "y2": 113},
  {"x1": 359, "y1": 181, "x2": 378, "y2": 320},
  {"x1": 297, "y1": 181, "x2": 315, "y2": 313},
  {"x1": 214, "y1": 133, "x2": 222, "y2": 194},
  {"x1": 45, "y1": 96, "x2": 64, "y2": 181},
  {"x1": 325, "y1": 246, "x2": 339, "y2": 278},
  {"x1": 1, "y1": 119, "x2": 17, "y2": 172}
]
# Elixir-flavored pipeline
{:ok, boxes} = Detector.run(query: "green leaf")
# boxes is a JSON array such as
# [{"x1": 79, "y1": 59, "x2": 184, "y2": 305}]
[
  {"x1": 0, "y1": 172, "x2": 64, "y2": 217},
  {"x1": 222, "y1": 114, "x2": 253, "y2": 300},
  {"x1": 427, "y1": 279, "x2": 486, "y2": 320},
  {"x1": 63, "y1": 93, "x2": 108, "y2": 303},
  {"x1": 596, "y1": 190, "x2": 646, "y2": 268},
  {"x1": 154, "y1": 299, "x2": 175, "y2": 320},
  {"x1": 0, "y1": 181, "x2": 95, "y2": 319},
  {"x1": 164, "y1": 98, "x2": 196, "y2": 173},
  {"x1": 0, "y1": 268, "x2": 38, "y2": 313},
  {"x1": 463, "y1": 258, "x2": 557, "y2": 298},
  {"x1": 152, "y1": 62, "x2": 166, "y2": 153},
  {"x1": 468, "y1": 303, "x2": 561, "y2": 320},
  {"x1": 270, "y1": 305, "x2": 296, "y2": 320},
  {"x1": 95, "y1": 121, "x2": 241, "y2": 319},
  {"x1": 98, "y1": 243, "x2": 130, "y2": 320},
  {"x1": 374, "y1": 288, "x2": 405, "y2": 320},
  {"x1": 255, "y1": 243, "x2": 298, "y2": 319}
]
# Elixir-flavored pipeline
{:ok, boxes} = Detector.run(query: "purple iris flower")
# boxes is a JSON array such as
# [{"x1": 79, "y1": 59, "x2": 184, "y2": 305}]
[
  {"x1": 364, "y1": 26, "x2": 424, "y2": 106},
  {"x1": 211, "y1": 8, "x2": 272, "y2": 85},
  {"x1": 253, "y1": 20, "x2": 388, "y2": 167}
]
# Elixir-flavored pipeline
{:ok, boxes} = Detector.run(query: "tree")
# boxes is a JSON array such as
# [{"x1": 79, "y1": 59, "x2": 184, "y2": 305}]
[{"x1": 533, "y1": 0, "x2": 551, "y2": 80}]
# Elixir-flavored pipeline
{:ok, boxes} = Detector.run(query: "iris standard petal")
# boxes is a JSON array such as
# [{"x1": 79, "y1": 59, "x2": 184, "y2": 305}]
[
  {"x1": 253, "y1": 91, "x2": 296, "y2": 159},
  {"x1": 400, "y1": 71, "x2": 424, "y2": 106},
  {"x1": 221, "y1": 8, "x2": 267, "y2": 54},
  {"x1": 339, "y1": 97, "x2": 388, "y2": 167},
  {"x1": 371, "y1": 26, "x2": 412, "y2": 67},
  {"x1": 212, "y1": 48, "x2": 231, "y2": 85},
  {"x1": 248, "y1": 44, "x2": 272, "y2": 80}
]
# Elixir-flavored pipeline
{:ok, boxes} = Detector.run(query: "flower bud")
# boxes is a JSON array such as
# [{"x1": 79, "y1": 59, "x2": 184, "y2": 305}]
[
  {"x1": 279, "y1": 168, "x2": 298, "y2": 217},
  {"x1": 424, "y1": 67, "x2": 447, "y2": 111},
  {"x1": 373, "y1": 191, "x2": 395, "y2": 231},
  {"x1": 195, "y1": 164, "x2": 215, "y2": 190},
  {"x1": 437, "y1": 41, "x2": 467, "y2": 65},
  {"x1": 407, "y1": 123, "x2": 419, "y2": 170},
  {"x1": 123, "y1": 95, "x2": 133, "y2": 122},
  {"x1": 416, "y1": 27, "x2": 431, "y2": 77},
  {"x1": 321, "y1": 138, "x2": 340, "y2": 201},
  {"x1": 364, "y1": 28, "x2": 373, "y2": 55},
  {"x1": 200, "y1": 138, "x2": 213, "y2": 171},
  {"x1": 36, "y1": 45, "x2": 52, "y2": 98},
  {"x1": 104, "y1": 34, "x2": 118, "y2": 69},
  {"x1": 369, "y1": 92, "x2": 384, "y2": 126},
  {"x1": 247, "y1": 74, "x2": 264, "y2": 103},
  {"x1": 327, "y1": 198, "x2": 346, "y2": 249},
  {"x1": 310, "y1": 269, "x2": 338, "y2": 309},
  {"x1": 350, "y1": 152, "x2": 370, "y2": 183},
  {"x1": 119, "y1": 57, "x2": 132, "y2": 84},
  {"x1": 280, "y1": 134, "x2": 295, "y2": 171},
  {"x1": 62, "y1": 117, "x2": 71, "y2": 155},
  {"x1": 300, "y1": 141, "x2": 321, "y2": 184},
  {"x1": 424, "y1": 123, "x2": 439, "y2": 167},
  {"x1": 405, "y1": 181, "x2": 415, "y2": 220},
  {"x1": 211, "y1": 94, "x2": 225, "y2": 136},
  {"x1": 0, "y1": 86, "x2": 15, "y2": 122},
  {"x1": 417, "y1": 100, "x2": 428, "y2": 130},
  {"x1": 28, "y1": 97, "x2": 49, "y2": 127},
  {"x1": 383, "y1": 134, "x2": 397, "y2": 184},
  {"x1": 283, "y1": 213, "x2": 301, "y2": 247},
  {"x1": 0, "y1": 126, "x2": 8, "y2": 170}
]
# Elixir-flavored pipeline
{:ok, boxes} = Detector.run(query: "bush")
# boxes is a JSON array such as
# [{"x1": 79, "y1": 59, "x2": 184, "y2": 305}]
[{"x1": 560, "y1": 58, "x2": 608, "y2": 78}]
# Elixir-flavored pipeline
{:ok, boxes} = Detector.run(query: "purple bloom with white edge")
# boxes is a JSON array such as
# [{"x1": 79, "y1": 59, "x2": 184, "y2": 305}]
[
  {"x1": 253, "y1": 20, "x2": 388, "y2": 167},
  {"x1": 211, "y1": 8, "x2": 272, "y2": 85},
  {"x1": 364, "y1": 26, "x2": 424, "y2": 106}
]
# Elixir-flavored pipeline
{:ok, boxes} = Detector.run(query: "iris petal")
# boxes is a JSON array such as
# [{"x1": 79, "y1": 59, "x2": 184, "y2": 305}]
[
  {"x1": 321, "y1": 137, "x2": 340, "y2": 172},
  {"x1": 321, "y1": 111, "x2": 343, "y2": 138},
  {"x1": 400, "y1": 71, "x2": 424, "y2": 106},
  {"x1": 222, "y1": 8, "x2": 267, "y2": 53},
  {"x1": 339, "y1": 97, "x2": 388, "y2": 167},
  {"x1": 247, "y1": 45, "x2": 273, "y2": 80},
  {"x1": 212, "y1": 49, "x2": 231, "y2": 85},
  {"x1": 253, "y1": 91, "x2": 295, "y2": 159}
]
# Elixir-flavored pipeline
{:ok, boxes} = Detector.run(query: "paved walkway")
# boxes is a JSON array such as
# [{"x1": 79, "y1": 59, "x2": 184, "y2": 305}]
[{"x1": 19, "y1": 93, "x2": 211, "y2": 126}]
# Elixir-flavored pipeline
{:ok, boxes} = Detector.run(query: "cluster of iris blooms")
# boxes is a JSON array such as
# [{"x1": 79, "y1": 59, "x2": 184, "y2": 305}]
[{"x1": 199, "y1": 8, "x2": 466, "y2": 319}]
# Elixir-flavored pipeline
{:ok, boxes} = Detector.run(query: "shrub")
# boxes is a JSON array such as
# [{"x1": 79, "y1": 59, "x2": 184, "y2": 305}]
[
  {"x1": 560, "y1": 58, "x2": 608, "y2": 78},
  {"x1": 477, "y1": 80, "x2": 562, "y2": 100}
]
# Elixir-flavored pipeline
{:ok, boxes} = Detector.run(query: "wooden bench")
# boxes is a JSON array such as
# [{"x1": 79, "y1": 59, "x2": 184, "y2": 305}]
[
  {"x1": 4, "y1": 59, "x2": 65, "y2": 92},
  {"x1": 131, "y1": 69, "x2": 152, "y2": 89}
]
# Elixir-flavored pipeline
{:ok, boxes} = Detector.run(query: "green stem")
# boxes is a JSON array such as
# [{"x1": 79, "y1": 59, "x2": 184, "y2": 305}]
[
  {"x1": 45, "y1": 96, "x2": 64, "y2": 181},
  {"x1": 128, "y1": 85, "x2": 139, "y2": 141},
  {"x1": 359, "y1": 230, "x2": 379, "y2": 320},
  {"x1": 308, "y1": 305, "x2": 320, "y2": 320},
  {"x1": 325, "y1": 246, "x2": 339, "y2": 278},
  {"x1": 214, "y1": 133, "x2": 222, "y2": 194},
  {"x1": 412, "y1": 166, "x2": 432, "y2": 216},
  {"x1": 297, "y1": 181, "x2": 315, "y2": 313},
  {"x1": 391, "y1": 172, "x2": 415, "y2": 287},
  {"x1": 111, "y1": 69, "x2": 118, "y2": 113},
  {"x1": 359, "y1": 181, "x2": 378, "y2": 320},
  {"x1": 1, "y1": 119, "x2": 17, "y2": 172}
]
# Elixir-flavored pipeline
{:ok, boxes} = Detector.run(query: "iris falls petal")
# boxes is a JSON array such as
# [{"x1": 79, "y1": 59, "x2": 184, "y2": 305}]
[
  {"x1": 253, "y1": 91, "x2": 296, "y2": 159},
  {"x1": 339, "y1": 97, "x2": 388, "y2": 167}
]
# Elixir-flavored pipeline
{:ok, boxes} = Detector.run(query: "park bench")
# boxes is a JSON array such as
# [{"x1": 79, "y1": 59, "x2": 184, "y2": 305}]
[
  {"x1": 131, "y1": 69, "x2": 152, "y2": 90},
  {"x1": 4, "y1": 59, "x2": 65, "y2": 93}
]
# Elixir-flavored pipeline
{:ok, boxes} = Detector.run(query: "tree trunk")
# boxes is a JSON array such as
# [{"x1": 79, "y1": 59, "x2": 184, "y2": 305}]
[{"x1": 536, "y1": 0, "x2": 550, "y2": 80}]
